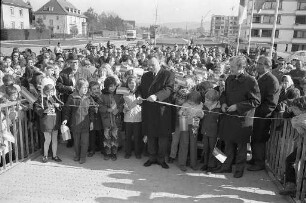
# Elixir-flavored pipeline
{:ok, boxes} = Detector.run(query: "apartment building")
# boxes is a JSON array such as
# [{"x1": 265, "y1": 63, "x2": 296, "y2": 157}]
[
  {"x1": 1, "y1": 0, "x2": 32, "y2": 29},
  {"x1": 34, "y1": 0, "x2": 87, "y2": 35},
  {"x1": 241, "y1": 0, "x2": 306, "y2": 52},
  {"x1": 210, "y1": 15, "x2": 239, "y2": 40}
]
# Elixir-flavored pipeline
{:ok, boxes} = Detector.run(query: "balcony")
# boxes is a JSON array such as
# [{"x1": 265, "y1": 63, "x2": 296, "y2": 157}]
[
  {"x1": 293, "y1": 23, "x2": 306, "y2": 29},
  {"x1": 292, "y1": 38, "x2": 306, "y2": 44}
]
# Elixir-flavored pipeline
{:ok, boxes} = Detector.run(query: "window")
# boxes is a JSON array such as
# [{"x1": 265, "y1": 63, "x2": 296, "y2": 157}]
[
  {"x1": 43, "y1": 6, "x2": 48, "y2": 11},
  {"x1": 49, "y1": 19, "x2": 53, "y2": 26},
  {"x1": 20, "y1": 22, "x2": 24, "y2": 29},
  {"x1": 293, "y1": 30, "x2": 306, "y2": 38},
  {"x1": 296, "y1": 16, "x2": 306, "y2": 24},
  {"x1": 251, "y1": 29, "x2": 260, "y2": 37},
  {"x1": 215, "y1": 26, "x2": 220, "y2": 29},
  {"x1": 43, "y1": 15, "x2": 46, "y2": 20},
  {"x1": 10, "y1": 7, "x2": 14, "y2": 16},
  {"x1": 50, "y1": 7, "x2": 54, "y2": 11},
  {"x1": 261, "y1": 29, "x2": 279, "y2": 37},
  {"x1": 263, "y1": 1, "x2": 282, "y2": 10},
  {"x1": 253, "y1": 15, "x2": 261, "y2": 23},
  {"x1": 262, "y1": 15, "x2": 281, "y2": 24},
  {"x1": 11, "y1": 21, "x2": 15, "y2": 29},
  {"x1": 298, "y1": 2, "x2": 306, "y2": 10},
  {"x1": 78, "y1": 10, "x2": 80, "y2": 14},
  {"x1": 65, "y1": 7, "x2": 69, "y2": 12},
  {"x1": 292, "y1": 44, "x2": 306, "y2": 52},
  {"x1": 57, "y1": 26, "x2": 60, "y2": 30},
  {"x1": 57, "y1": 16, "x2": 59, "y2": 20},
  {"x1": 19, "y1": 9, "x2": 23, "y2": 17}
]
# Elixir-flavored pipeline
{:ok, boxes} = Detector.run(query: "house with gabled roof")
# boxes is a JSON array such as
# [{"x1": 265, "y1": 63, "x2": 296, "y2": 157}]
[
  {"x1": 1, "y1": 0, "x2": 32, "y2": 29},
  {"x1": 34, "y1": 0, "x2": 87, "y2": 36}
]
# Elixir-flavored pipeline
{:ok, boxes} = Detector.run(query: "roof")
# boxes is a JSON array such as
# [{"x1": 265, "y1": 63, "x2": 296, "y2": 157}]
[
  {"x1": 34, "y1": 0, "x2": 86, "y2": 18},
  {"x1": 2, "y1": 0, "x2": 32, "y2": 9}
]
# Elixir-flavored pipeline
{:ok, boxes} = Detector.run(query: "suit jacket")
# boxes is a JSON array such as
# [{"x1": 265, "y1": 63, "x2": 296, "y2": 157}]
[
  {"x1": 253, "y1": 71, "x2": 280, "y2": 142},
  {"x1": 138, "y1": 68, "x2": 175, "y2": 137},
  {"x1": 219, "y1": 73, "x2": 261, "y2": 143},
  {"x1": 56, "y1": 66, "x2": 92, "y2": 103}
]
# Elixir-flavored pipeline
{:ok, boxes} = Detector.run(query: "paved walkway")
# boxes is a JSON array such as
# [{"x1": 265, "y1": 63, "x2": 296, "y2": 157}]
[{"x1": 0, "y1": 144, "x2": 290, "y2": 203}]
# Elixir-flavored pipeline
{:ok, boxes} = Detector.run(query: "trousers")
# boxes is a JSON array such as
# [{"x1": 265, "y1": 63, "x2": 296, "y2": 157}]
[
  {"x1": 178, "y1": 126, "x2": 198, "y2": 169},
  {"x1": 73, "y1": 131, "x2": 89, "y2": 160}
]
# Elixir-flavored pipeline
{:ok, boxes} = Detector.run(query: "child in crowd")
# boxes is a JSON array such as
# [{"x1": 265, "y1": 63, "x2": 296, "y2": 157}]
[
  {"x1": 0, "y1": 74, "x2": 21, "y2": 98},
  {"x1": 42, "y1": 64, "x2": 56, "y2": 87},
  {"x1": 123, "y1": 75, "x2": 142, "y2": 159},
  {"x1": 62, "y1": 78, "x2": 94, "y2": 164},
  {"x1": 178, "y1": 90, "x2": 204, "y2": 171},
  {"x1": 168, "y1": 88, "x2": 189, "y2": 163},
  {"x1": 88, "y1": 81, "x2": 103, "y2": 157},
  {"x1": 100, "y1": 76, "x2": 119, "y2": 161},
  {"x1": 200, "y1": 88, "x2": 221, "y2": 172},
  {"x1": 34, "y1": 84, "x2": 63, "y2": 163}
]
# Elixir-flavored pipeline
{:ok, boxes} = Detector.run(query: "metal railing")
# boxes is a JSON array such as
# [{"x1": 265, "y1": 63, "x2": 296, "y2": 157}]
[
  {"x1": 0, "y1": 100, "x2": 41, "y2": 173},
  {"x1": 266, "y1": 113, "x2": 306, "y2": 201}
]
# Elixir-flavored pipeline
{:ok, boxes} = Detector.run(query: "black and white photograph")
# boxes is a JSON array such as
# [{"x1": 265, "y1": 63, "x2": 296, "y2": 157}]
[{"x1": 0, "y1": 0, "x2": 305, "y2": 202}]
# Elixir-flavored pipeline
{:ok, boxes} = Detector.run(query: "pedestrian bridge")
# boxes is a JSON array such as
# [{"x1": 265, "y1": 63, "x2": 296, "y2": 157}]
[{"x1": 0, "y1": 101, "x2": 297, "y2": 203}]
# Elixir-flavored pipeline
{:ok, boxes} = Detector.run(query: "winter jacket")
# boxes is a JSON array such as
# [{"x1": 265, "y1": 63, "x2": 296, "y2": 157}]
[
  {"x1": 90, "y1": 94, "x2": 103, "y2": 130},
  {"x1": 63, "y1": 92, "x2": 95, "y2": 133},
  {"x1": 34, "y1": 95, "x2": 63, "y2": 132},
  {"x1": 99, "y1": 89, "x2": 120, "y2": 128},
  {"x1": 123, "y1": 92, "x2": 142, "y2": 123},
  {"x1": 201, "y1": 103, "x2": 221, "y2": 137}
]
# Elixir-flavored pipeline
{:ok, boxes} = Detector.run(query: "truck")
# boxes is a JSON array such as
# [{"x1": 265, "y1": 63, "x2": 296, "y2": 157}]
[{"x1": 126, "y1": 30, "x2": 136, "y2": 41}]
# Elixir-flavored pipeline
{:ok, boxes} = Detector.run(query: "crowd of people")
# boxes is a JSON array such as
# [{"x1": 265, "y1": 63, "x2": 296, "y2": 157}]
[{"x1": 0, "y1": 40, "x2": 305, "y2": 196}]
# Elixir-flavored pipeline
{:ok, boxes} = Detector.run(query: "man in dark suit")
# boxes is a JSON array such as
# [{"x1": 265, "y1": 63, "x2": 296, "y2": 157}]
[
  {"x1": 138, "y1": 55, "x2": 175, "y2": 169},
  {"x1": 248, "y1": 56, "x2": 280, "y2": 171},
  {"x1": 56, "y1": 52, "x2": 92, "y2": 103},
  {"x1": 216, "y1": 56, "x2": 261, "y2": 178}
]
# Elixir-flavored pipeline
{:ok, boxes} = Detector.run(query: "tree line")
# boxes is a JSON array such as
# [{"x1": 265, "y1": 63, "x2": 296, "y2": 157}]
[{"x1": 83, "y1": 7, "x2": 133, "y2": 32}]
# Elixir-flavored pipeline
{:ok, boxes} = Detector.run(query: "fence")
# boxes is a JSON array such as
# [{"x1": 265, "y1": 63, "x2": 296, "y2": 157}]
[
  {"x1": 0, "y1": 100, "x2": 41, "y2": 173},
  {"x1": 266, "y1": 113, "x2": 306, "y2": 201}
]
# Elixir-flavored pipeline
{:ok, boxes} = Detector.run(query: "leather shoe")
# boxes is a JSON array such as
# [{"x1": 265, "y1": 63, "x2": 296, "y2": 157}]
[
  {"x1": 247, "y1": 159, "x2": 255, "y2": 165},
  {"x1": 143, "y1": 159, "x2": 156, "y2": 167},
  {"x1": 233, "y1": 170, "x2": 244, "y2": 178},
  {"x1": 213, "y1": 168, "x2": 232, "y2": 173},
  {"x1": 247, "y1": 165, "x2": 265, "y2": 171},
  {"x1": 158, "y1": 161, "x2": 169, "y2": 169}
]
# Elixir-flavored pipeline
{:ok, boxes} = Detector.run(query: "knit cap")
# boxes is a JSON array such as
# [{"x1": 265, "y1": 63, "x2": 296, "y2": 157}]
[{"x1": 176, "y1": 88, "x2": 189, "y2": 100}]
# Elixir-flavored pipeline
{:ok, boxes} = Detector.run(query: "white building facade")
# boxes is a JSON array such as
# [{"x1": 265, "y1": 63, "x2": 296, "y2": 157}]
[
  {"x1": 1, "y1": 0, "x2": 31, "y2": 29},
  {"x1": 210, "y1": 15, "x2": 239, "y2": 41},
  {"x1": 241, "y1": 0, "x2": 306, "y2": 52},
  {"x1": 34, "y1": 0, "x2": 87, "y2": 35}
]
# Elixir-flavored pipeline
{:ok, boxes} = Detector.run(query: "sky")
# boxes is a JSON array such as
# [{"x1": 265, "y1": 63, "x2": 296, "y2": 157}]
[{"x1": 29, "y1": 0, "x2": 240, "y2": 24}]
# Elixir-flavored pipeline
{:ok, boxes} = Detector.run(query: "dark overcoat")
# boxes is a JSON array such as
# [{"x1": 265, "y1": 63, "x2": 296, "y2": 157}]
[
  {"x1": 56, "y1": 67, "x2": 92, "y2": 103},
  {"x1": 138, "y1": 68, "x2": 175, "y2": 138},
  {"x1": 219, "y1": 73, "x2": 261, "y2": 143},
  {"x1": 253, "y1": 72, "x2": 280, "y2": 142}
]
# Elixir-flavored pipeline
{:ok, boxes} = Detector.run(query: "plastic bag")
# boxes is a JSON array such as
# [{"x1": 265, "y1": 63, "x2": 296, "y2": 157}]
[
  {"x1": 2, "y1": 130, "x2": 15, "y2": 143},
  {"x1": 60, "y1": 124, "x2": 71, "y2": 141}
]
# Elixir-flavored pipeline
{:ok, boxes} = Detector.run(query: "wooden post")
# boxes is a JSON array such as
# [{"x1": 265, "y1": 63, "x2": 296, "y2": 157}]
[{"x1": 269, "y1": 0, "x2": 280, "y2": 59}]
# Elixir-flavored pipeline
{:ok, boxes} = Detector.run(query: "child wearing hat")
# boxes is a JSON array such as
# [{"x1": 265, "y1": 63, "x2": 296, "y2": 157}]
[
  {"x1": 100, "y1": 76, "x2": 120, "y2": 161},
  {"x1": 34, "y1": 84, "x2": 63, "y2": 163},
  {"x1": 168, "y1": 88, "x2": 189, "y2": 163},
  {"x1": 178, "y1": 90, "x2": 204, "y2": 171},
  {"x1": 200, "y1": 88, "x2": 221, "y2": 172}
]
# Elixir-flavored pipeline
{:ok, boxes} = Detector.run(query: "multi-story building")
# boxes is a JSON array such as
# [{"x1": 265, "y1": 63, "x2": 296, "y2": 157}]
[
  {"x1": 1, "y1": 0, "x2": 32, "y2": 29},
  {"x1": 241, "y1": 0, "x2": 306, "y2": 52},
  {"x1": 34, "y1": 0, "x2": 87, "y2": 35},
  {"x1": 210, "y1": 15, "x2": 239, "y2": 40}
]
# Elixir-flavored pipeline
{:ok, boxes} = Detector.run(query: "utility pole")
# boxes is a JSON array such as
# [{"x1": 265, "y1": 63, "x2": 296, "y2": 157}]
[{"x1": 154, "y1": 4, "x2": 158, "y2": 46}]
